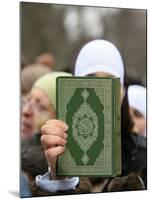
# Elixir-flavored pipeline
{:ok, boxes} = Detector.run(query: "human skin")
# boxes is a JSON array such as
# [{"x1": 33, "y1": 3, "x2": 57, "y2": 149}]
[
  {"x1": 129, "y1": 107, "x2": 146, "y2": 136},
  {"x1": 41, "y1": 119, "x2": 68, "y2": 180},
  {"x1": 21, "y1": 88, "x2": 56, "y2": 139},
  {"x1": 40, "y1": 72, "x2": 124, "y2": 180}
]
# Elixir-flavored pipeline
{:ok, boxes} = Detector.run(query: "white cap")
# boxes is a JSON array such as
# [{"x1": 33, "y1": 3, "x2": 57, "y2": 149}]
[
  {"x1": 74, "y1": 40, "x2": 124, "y2": 85},
  {"x1": 128, "y1": 85, "x2": 146, "y2": 118}
]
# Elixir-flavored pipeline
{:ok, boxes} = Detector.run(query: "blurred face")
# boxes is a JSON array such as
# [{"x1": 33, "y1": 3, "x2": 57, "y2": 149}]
[
  {"x1": 21, "y1": 88, "x2": 56, "y2": 139},
  {"x1": 129, "y1": 107, "x2": 146, "y2": 136}
]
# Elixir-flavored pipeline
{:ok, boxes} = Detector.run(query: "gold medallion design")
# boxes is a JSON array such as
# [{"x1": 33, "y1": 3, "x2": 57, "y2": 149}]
[{"x1": 72, "y1": 89, "x2": 98, "y2": 165}]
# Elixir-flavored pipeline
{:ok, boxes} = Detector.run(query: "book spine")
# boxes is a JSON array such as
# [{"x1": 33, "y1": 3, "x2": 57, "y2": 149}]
[{"x1": 115, "y1": 79, "x2": 121, "y2": 175}]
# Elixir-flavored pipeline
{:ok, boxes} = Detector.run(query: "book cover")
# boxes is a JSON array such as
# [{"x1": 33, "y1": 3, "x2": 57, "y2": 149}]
[{"x1": 56, "y1": 77, "x2": 121, "y2": 176}]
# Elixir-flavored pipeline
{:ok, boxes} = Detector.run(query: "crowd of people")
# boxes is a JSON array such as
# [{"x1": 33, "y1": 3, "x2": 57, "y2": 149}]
[{"x1": 20, "y1": 40, "x2": 147, "y2": 197}]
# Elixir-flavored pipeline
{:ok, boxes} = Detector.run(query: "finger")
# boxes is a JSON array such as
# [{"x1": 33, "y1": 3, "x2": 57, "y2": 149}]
[
  {"x1": 41, "y1": 124, "x2": 68, "y2": 139},
  {"x1": 46, "y1": 119, "x2": 69, "y2": 131},
  {"x1": 45, "y1": 145, "x2": 66, "y2": 160},
  {"x1": 41, "y1": 135, "x2": 67, "y2": 150}
]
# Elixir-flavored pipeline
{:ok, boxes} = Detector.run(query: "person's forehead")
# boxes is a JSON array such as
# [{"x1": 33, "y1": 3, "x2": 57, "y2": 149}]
[
  {"x1": 94, "y1": 72, "x2": 115, "y2": 77},
  {"x1": 130, "y1": 107, "x2": 144, "y2": 118},
  {"x1": 30, "y1": 88, "x2": 49, "y2": 105}
]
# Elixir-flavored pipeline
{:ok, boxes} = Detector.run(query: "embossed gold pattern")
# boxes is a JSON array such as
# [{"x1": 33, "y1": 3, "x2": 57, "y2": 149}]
[
  {"x1": 72, "y1": 89, "x2": 98, "y2": 165},
  {"x1": 57, "y1": 77, "x2": 121, "y2": 176}
]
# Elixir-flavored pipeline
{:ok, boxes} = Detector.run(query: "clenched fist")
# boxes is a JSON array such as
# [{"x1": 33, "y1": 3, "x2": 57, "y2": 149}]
[{"x1": 41, "y1": 119, "x2": 68, "y2": 180}]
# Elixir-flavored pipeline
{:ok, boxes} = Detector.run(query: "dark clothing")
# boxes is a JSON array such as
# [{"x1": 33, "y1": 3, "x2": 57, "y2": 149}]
[
  {"x1": 122, "y1": 132, "x2": 146, "y2": 186},
  {"x1": 26, "y1": 132, "x2": 147, "y2": 196},
  {"x1": 21, "y1": 133, "x2": 48, "y2": 179}
]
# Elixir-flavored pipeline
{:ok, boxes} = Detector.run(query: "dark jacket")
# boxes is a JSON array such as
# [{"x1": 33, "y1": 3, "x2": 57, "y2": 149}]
[
  {"x1": 25, "y1": 132, "x2": 146, "y2": 197},
  {"x1": 122, "y1": 132, "x2": 147, "y2": 185}
]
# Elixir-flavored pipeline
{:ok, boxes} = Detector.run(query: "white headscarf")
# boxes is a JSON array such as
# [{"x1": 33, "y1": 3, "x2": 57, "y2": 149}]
[
  {"x1": 74, "y1": 40, "x2": 124, "y2": 85},
  {"x1": 128, "y1": 85, "x2": 146, "y2": 119}
]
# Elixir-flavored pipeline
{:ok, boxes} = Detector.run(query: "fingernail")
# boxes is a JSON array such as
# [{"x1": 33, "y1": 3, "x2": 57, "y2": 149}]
[
  {"x1": 64, "y1": 133, "x2": 68, "y2": 139},
  {"x1": 64, "y1": 140, "x2": 67, "y2": 145},
  {"x1": 63, "y1": 124, "x2": 69, "y2": 131}
]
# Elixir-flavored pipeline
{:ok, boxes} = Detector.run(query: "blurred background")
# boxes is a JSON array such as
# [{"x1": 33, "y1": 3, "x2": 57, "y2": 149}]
[{"x1": 20, "y1": 2, "x2": 147, "y2": 85}]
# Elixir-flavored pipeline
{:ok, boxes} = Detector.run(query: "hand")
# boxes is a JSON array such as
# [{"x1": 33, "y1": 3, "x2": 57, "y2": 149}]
[{"x1": 41, "y1": 119, "x2": 68, "y2": 180}]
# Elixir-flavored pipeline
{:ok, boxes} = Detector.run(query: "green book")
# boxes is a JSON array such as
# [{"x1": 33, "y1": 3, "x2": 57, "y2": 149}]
[{"x1": 56, "y1": 76, "x2": 121, "y2": 177}]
